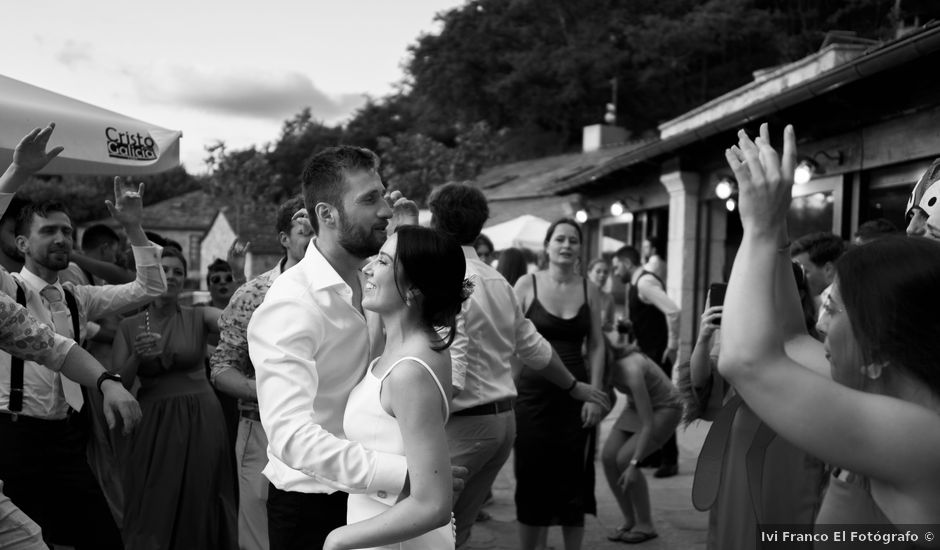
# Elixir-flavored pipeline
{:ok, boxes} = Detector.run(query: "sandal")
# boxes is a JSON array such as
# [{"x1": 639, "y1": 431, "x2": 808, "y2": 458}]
[
  {"x1": 607, "y1": 525, "x2": 635, "y2": 541},
  {"x1": 620, "y1": 531, "x2": 659, "y2": 544}
]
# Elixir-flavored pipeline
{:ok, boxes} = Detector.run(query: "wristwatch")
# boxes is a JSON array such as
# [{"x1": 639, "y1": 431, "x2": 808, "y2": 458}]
[{"x1": 96, "y1": 372, "x2": 122, "y2": 393}]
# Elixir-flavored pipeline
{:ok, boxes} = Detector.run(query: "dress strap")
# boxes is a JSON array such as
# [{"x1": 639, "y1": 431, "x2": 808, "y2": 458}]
[
  {"x1": 380, "y1": 356, "x2": 450, "y2": 419},
  {"x1": 531, "y1": 273, "x2": 538, "y2": 300}
]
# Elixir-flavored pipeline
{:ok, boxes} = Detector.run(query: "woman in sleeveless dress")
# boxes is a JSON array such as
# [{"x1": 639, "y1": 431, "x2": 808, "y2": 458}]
[
  {"x1": 512, "y1": 218, "x2": 607, "y2": 550},
  {"x1": 324, "y1": 225, "x2": 470, "y2": 550},
  {"x1": 601, "y1": 350, "x2": 681, "y2": 543},
  {"x1": 112, "y1": 247, "x2": 236, "y2": 550},
  {"x1": 720, "y1": 125, "x2": 940, "y2": 543}
]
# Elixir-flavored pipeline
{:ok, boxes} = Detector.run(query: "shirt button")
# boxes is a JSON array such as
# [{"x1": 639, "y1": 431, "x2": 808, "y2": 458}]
[{"x1": 377, "y1": 490, "x2": 387, "y2": 499}]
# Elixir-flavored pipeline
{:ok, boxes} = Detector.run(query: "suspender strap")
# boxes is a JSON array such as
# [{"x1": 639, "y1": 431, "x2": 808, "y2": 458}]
[
  {"x1": 7, "y1": 285, "x2": 82, "y2": 414},
  {"x1": 63, "y1": 288, "x2": 81, "y2": 344},
  {"x1": 8, "y1": 284, "x2": 27, "y2": 413}
]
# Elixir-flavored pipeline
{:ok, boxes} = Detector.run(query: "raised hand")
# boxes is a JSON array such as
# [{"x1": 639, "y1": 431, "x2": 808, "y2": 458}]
[
  {"x1": 291, "y1": 207, "x2": 315, "y2": 236},
  {"x1": 724, "y1": 123, "x2": 797, "y2": 236},
  {"x1": 227, "y1": 239, "x2": 250, "y2": 282},
  {"x1": 105, "y1": 177, "x2": 145, "y2": 228},
  {"x1": 385, "y1": 189, "x2": 419, "y2": 234},
  {"x1": 13, "y1": 122, "x2": 64, "y2": 174}
]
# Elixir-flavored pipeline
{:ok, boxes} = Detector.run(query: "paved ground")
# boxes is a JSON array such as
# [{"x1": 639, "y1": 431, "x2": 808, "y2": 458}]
[{"x1": 466, "y1": 395, "x2": 710, "y2": 549}]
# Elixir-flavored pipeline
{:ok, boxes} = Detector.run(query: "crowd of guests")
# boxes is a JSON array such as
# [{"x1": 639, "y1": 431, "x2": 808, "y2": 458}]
[{"x1": 1, "y1": 119, "x2": 939, "y2": 550}]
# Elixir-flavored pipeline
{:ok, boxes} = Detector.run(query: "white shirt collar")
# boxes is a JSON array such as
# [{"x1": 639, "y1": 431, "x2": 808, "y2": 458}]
[
  {"x1": 18, "y1": 266, "x2": 62, "y2": 293},
  {"x1": 304, "y1": 239, "x2": 355, "y2": 291}
]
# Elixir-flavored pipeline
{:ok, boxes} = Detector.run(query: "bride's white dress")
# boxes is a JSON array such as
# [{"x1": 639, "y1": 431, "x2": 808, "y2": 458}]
[{"x1": 343, "y1": 356, "x2": 456, "y2": 550}]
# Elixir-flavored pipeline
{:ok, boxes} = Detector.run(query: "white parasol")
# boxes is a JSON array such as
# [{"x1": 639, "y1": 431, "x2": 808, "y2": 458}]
[{"x1": 0, "y1": 74, "x2": 181, "y2": 175}]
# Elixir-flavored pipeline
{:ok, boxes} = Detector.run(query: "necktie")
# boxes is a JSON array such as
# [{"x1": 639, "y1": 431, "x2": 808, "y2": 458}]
[{"x1": 41, "y1": 285, "x2": 84, "y2": 411}]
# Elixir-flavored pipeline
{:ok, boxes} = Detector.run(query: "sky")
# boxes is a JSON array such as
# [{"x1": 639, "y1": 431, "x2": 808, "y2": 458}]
[{"x1": 3, "y1": 0, "x2": 466, "y2": 172}]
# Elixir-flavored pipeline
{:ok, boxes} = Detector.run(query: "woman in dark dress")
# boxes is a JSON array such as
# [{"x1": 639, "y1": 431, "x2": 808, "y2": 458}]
[
  {"x1": 112, "y1": 247, "x2": 237, "y2": 550},
  {"x1": 512, "y1": 218, "x2": 606, "y2": 550}
]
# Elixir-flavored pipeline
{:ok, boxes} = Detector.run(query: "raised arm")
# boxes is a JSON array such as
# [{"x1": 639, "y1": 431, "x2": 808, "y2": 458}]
[
  {"x1": 717, "y1": 124, "x2": 940, "y2": 505},
  {"x1": 324, "y1": 360, "x2": 452, "y2": 550},
  {"x1": 0, "y1": 123, "x2": 64, "y2": 193}
]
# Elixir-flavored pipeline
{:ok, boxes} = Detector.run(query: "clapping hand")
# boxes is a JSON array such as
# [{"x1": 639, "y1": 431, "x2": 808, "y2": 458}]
[
  {"x1": 725, "y1": 123, "x2": 797, "y2": 236},
  {"x1": 105, "y1": 177, "x2": 145, "y2": 228}
]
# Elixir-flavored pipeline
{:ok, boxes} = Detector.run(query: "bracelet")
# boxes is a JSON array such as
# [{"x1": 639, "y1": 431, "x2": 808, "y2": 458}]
[
  {"x1": 629, "y1": 458, "x2": 639, "y2": 467},
  {"x1": 565, "y1": 379, "x2": 578, "y2": 392}
]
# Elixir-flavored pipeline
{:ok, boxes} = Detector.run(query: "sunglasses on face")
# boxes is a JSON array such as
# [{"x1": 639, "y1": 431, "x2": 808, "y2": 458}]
[{"x1": 209, "y1": 274, "x2": 234, "y2": 285}]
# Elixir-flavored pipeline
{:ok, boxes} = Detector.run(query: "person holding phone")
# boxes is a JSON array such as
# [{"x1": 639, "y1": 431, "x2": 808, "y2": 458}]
[{"x1": 678, "y1": 267, "x2": 827, "y2": 550}]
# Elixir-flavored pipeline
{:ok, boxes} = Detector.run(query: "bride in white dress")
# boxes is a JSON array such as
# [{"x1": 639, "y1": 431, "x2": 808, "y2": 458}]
[{"x1": 325, "y1": 225, "x2": 470, "y2": 550}]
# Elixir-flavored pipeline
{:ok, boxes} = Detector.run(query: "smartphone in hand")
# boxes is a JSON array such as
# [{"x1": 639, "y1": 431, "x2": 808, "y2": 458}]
[{"x1": 708, "y1": 283, "x2": 728, "y2": 325}]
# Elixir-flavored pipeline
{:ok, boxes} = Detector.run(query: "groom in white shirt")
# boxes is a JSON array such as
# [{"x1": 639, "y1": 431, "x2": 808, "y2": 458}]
[{"x1": 249, "y1": 146, "x2": 418, "y2": 550}]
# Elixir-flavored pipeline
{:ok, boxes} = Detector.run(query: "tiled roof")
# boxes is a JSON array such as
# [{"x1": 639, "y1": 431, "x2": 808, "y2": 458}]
[
  {"x1": 139, "y1": 189, "x2": 233, "y2": 230},
  {"x1": 220, "y1": 203, "x2": 283, "y2": 256},
  {"x1": 470, "y1": 141, "x2": 652, "y2": 200}
]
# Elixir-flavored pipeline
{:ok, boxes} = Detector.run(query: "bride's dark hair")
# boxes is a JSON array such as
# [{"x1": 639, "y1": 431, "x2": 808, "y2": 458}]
[{"x1": 393, "y1": 225, "x2": 473, "y2": 351}]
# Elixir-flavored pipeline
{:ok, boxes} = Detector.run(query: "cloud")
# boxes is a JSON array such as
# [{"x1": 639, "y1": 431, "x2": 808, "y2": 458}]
[
  {"x1": 55, "y1": 40, "x2": 94, "y2": 68},
  {"x1": 136, "y1": 66, "x2": 366, "y2": 122}
]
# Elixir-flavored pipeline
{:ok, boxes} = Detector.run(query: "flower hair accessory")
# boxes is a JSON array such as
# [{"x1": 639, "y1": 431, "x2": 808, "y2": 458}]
[{"x1": 460, "y1": 278, "x2": 475, "y2": 301}]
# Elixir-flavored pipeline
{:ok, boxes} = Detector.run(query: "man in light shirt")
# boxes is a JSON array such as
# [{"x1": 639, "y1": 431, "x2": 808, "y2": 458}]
[
  {"x1": 612, "y1": 245, "x2": 682, "y2": 478},
  {"x1": 210, "y1": 196, "x2": 313, "y2": 550},
  {"x1": 428, "y1": 183, "x2": 610, "y2": 549},
  {"x1": 248, "y1": 146, "x2": 420, "y2": 550}
]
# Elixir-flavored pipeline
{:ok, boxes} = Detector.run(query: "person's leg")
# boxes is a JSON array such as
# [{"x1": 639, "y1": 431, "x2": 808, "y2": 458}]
[
  {"x1": 447, "y1": 412, "x2": 514, "y2": 549},
  {"x1": 47, "y1": 423, "x2": 122, "y2": 550},
  {"x1": 267, "y1": 485, "x2": 346, "y2": 550},
  {"x1": 236, "y1": 418, "x2": 270, "y2": 550},
  {"x1": 561, "y1": 525, "x2": 584, "y2": 550},
  {"x1": 601, "y1": 429, "x2": 636, "y2": 534},
  {"x1": 624, "y1": 408, "x2": 681, "y2": 537},
  {"x1": 0, "y1": 481, "x2": 46, "y2": 550},
  {"x1": 518, "y1": 523, "x2": 548, "y2": 550}
]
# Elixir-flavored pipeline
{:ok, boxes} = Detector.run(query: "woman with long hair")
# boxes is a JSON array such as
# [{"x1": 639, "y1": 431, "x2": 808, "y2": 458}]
[
  {"x1": 677, "y1": 263, "x2": 826, "y2": 550},
  {"x1": 512, "y1": 218, "x2": 606, "y2": 550},
  {"x1": 323, "y1": 225, "x2": 470, "y2": 550},
  {"x1": 112, "y1": 247, "x2": 236, "y2": 549},
  {"x1": 719, "y1": 124, "x2": 940, "y2": 540}
]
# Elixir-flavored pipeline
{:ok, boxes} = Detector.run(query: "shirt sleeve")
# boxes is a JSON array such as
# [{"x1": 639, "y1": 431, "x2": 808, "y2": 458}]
[
  {"x1": 248, "y1": 294, "x2": 407, "y2": 497},
  {"x1": 448, "y1": 299, "x2": 470, "y2": 393},
  {"x1": 0, "y1": 293, "x2": 75, "y2": 370},
  {"x1": 637, "y1": 275, "x2": 681, "y2": 349},
  {"x1": 210, "y1": 284, "x2": 256, "y2": 381},
  {"x1": 77, "y1": 244, "x2": 168, "y2": 320}
]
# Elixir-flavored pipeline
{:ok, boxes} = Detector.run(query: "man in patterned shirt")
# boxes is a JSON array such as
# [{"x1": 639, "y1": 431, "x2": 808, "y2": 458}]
[
  {"x1": 209, "y1": 196, "x2": 313, "y2": 550},
  {"x1": 0, "y1": 290, "x2": 142, "y2": 549}
]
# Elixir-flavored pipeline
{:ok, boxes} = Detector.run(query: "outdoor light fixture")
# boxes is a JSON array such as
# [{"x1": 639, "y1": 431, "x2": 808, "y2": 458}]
[
  {"x1": 608, "y1": 196, "x2": 643, "y2": 222},
  {"x1": 715, "y1": 176, "x2": 736, "y2": 200},
  {"x1": 795, "y1": 150, "x2": 845, "y2": 185},
  {"x1": 610, "y1": 200, "x2": 627, "y2": 217},
  {"x1": 726, "y1": 198, "x2": 737, "y2": 212},
  {"x1": 575, "y1": 209, "x2": 589, "y2": 223},
  {"x1": 794, "y1": 159, "x2": 816, "y2": 185}
]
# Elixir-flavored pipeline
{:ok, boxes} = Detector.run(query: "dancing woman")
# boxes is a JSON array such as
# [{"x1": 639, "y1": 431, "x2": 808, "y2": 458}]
[{"x1": 324, "y1": 225, "x2": 469, "y2": 550}]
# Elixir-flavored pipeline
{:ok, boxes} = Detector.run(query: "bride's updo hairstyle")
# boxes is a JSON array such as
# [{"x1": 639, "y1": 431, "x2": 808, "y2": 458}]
[{"x1": 393, "y1": 225, "x2": 473, "y2": 351}]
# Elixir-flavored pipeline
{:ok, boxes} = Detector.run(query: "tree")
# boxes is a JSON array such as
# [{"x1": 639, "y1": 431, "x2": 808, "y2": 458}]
[{"x1": 378, "y1": 122, "x2": 506, "y2": 206}]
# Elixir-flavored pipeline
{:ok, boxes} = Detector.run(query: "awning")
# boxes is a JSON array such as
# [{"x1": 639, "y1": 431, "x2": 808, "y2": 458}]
[{"x1": 0, "y1": 74, "x2": 182, "y2": 175}]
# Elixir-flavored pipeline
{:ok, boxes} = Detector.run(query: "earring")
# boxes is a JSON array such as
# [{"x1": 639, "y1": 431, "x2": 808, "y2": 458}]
[
  {"x1": 405, "y1": 291, "x2": 413, "y2": 307},
  {"x1": 862, "y1": 361, "x2": 886, "y2": 380}
]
